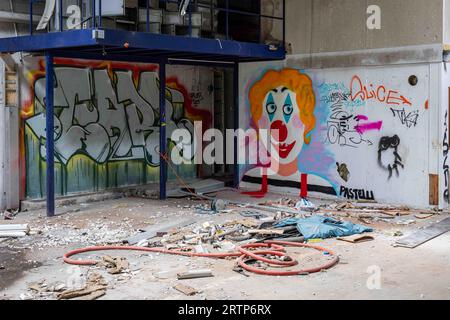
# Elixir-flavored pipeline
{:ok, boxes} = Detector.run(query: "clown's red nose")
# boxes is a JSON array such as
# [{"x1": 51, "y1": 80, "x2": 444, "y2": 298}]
[{"x1": 270, "y1": 120, "x2": 288, "y2": 142}]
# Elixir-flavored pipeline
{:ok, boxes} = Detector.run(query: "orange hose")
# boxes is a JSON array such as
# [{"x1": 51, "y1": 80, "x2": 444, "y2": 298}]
[{"x1": 63, "y1": 241, "x2": 339, "y2": 276}]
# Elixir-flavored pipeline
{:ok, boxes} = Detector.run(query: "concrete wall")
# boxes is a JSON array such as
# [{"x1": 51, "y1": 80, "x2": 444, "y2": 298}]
[
  {"x1": 19, "y1": 56, "x2": 214, "y2": 200},
  {"x1": 444, "y1": 0, "x2": 450, "y2": 46},
  {"x1": 0, "y1": 0, "x2": 43, "y2": 37},
  {"x1": 286, "y1": 0, "x2": 444, "y2": 54},
  {"x1": 239, "y1": 58, "x2": 445, "y2": 208}
]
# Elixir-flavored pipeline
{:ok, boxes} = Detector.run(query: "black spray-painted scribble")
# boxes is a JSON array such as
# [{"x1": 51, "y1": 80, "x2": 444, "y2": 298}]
[
  {"x1": 340, "y1": 186, "x2": 375, "y2": 201},
  {"x1": 391, "y1": 108, "x2": 419, "y2": 128},
  {"x1": 190, "y1": 92, "x2": 204, "y2": 107},
  {"x1": 378, "y1": 135, "x2": 404, "y2": 179},
  {"x1": 336, "y1": 162, "x2": 350, "y2": 182},
  {"x1": 325, "y1": 93, "x2": 374, "y2": 148}
]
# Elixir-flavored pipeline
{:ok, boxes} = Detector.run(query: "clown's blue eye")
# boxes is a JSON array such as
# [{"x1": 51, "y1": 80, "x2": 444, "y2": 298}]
[
  {"x1": 283, "y1": 94, "x2": 294, "y2": 123},
  {"x1": 283, "y1": 104, "x2": 293, "y2": 115},
  {"x1": 266, "y1": 93, "x2": 277, "y2": 122},
  {"x1": 266, "y1": 103, "x2": 277, "y2": 114}
]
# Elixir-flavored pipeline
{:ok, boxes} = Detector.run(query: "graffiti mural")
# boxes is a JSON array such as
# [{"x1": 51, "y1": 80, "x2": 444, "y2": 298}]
[
  {"x1": 240, "y1": 64, "x2": 429, "y2": 206},
  {"x1": 339, "y1": 186, "x2": 375, "y2": 201},
  {"x1": 21, "y1": 58, "x2": 212, "y2": 198},
  {"x1": 378, "y1": 135, "x2": 404, "y2": 179},
  {"x1": 241, "y1": 68, "x2": 338, "y2": 197},
  {"x1": 322, "y1": 81, "x2": 382, "y2": 148},
  {"x1": 350, "y1": 75, "x2": 412, "y2": 106},
  {"x1": 390, "y1": 108, "x2": 419, "y2": 128}
]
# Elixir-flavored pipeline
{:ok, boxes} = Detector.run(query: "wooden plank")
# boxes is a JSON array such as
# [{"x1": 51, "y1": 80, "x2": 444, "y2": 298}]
[
  {"x1": 429, "y1": 174, "x2": 439, "y2": 205},
  {"x1": 337, "y1": 234, "x2": 374, "y2": 244},
  {"x1": 394, "y1": 217, "x2": 450, "y2": 248},
  {"x1": 5, "y1": 91, "x2": 16, "y2": 106},
  {"x1": 173, "y1": 284, "x2": 199, "y2": 296}
]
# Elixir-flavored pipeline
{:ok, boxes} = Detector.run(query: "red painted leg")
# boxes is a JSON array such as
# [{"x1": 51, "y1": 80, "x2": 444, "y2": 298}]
[
  {"x1": 242, "y1": 174, "x2": 269, "y2": 198},
  {"x1": 300, "y1": 173, "x2": 308, "y2": 198}
]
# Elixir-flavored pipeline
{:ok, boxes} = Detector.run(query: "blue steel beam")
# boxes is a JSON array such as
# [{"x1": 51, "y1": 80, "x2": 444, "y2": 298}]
[
  {"x1": 51, "y1": 50, "x2": 164, "y2": 64},
  {"x1": 97, "y1": 30, "x2": 284, "y2": 60},
  {"x1": 0, "y1": 30, "x2": 97, "y2": 53},
  {"x1": 45, "y1": 53, "x2": 55, "y2": 217},
  {"x1": 0, "y1": 29, "x2": 285, "y2": 61}
]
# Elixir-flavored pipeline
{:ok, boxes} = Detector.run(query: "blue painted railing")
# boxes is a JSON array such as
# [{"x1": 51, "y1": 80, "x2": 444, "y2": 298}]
[{"x1": 28, "y1": 0, "x2": 285, "y2": 46}]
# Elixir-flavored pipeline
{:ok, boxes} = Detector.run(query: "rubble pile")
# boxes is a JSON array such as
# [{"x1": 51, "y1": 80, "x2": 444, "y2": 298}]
[{"x1": 28, "y1": 220, "x2": 136, "y2": 249}]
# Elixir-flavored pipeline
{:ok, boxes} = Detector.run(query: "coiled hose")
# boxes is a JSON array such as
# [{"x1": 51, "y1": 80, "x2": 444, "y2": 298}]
[{"x1": 63, "y1": 240, "x2": 339, "y2": 277}]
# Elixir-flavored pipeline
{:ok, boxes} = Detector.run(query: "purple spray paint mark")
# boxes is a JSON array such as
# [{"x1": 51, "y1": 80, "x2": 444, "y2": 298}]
[
  {"x1": 355, "y1": 115, "x2": 369, "y2": 121},
  {"x1": 355, "y1": 121, "x2": 383, "y2": 134}
]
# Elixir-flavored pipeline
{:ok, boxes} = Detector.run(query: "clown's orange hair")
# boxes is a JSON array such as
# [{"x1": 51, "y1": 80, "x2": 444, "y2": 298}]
[{"x1": 249, "y1": 69, "x2": 316, "y2": 145}]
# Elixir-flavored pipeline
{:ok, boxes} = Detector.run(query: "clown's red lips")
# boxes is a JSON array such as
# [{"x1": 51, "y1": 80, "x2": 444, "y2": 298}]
[{"x1": 277, "y1": 141, "x2": 296, "y2": 159}]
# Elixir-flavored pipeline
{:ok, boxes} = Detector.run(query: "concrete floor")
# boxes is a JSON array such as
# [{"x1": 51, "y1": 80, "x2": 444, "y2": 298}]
[{"x1": 0, "y1": 191, "x2": 449, "y2": 300}]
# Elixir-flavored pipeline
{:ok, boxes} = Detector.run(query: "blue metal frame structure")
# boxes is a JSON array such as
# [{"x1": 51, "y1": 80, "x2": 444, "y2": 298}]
[
  {"x1": 0, "y1": 0, "x2": 286, "y2": 217},
  {"x1": 45, "y1": 53, "x2": 55, "y2": 217}
]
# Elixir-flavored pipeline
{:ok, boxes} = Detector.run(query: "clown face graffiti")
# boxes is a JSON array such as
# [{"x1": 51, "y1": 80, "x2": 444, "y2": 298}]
[
  {"x1": 258, "y1": 86, "x2": 305, "y2": 165},
  {"x1": 248, "y1": 69, "x2": 316, "y2": 178}
]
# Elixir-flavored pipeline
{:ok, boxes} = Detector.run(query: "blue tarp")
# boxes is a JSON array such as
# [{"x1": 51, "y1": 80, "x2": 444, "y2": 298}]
[{"x1": 274, "y1": 215, "x2": 373, "y2": 240}]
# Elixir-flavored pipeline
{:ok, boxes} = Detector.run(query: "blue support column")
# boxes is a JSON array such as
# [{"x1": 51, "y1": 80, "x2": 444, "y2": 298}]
[
  {"x1": 233, "y1": 62, "x2": 239, "y2": 188},
  {"x1": 159, "y1": 60, "x2": 167, "y2": 200},
  {"x1": 45, "y1": 53, "x2": 55, "y2": 217}
]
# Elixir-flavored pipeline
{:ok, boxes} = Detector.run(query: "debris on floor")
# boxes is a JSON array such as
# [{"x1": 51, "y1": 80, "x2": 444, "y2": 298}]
[
  {"x1": 414, "y1": 213, "x2": 435, "y2": 220},
  {"x1": 177, "y1": 269, "x2": 214, "y2": 280},
  {"x1": 57, "y1": 273, "x2": 107, "y2": 300},
  {"x1": 337, "y1": 234, "x2": 375, "y2": 244},
  {"x1": 2, "y1": 209, "x2": 19, "y2": 221},
  {"x1": 173, "y1": 283, "x2": 200, "y2": 296},
  {"x1": 5, "y1": 193, "x2": 448, "y2": 300},
  {"x1": 273, "y1": 215, "x2": 373, "y2": 240},
  {"x1": 100, "y1": 256, "x2": 130, "y2": 275},
  {"x1": 0, "y1": 224, "x2": 30, "y2": 238},
  {"x1": 125, "y1": 218, "x2": 196, "y2": 245},
  {"x1": 295, "y1": 198, "x2": 317, "y2": 212},
  {"x1": 394, "y1": 217, "x2": 450, "y2": 248}
]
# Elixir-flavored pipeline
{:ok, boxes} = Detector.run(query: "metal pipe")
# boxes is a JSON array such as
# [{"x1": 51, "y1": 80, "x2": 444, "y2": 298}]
[
  {"x1": 159, "y1": 60, "x2": 167, "y2": 200},
  {"x1": 59, "y1": 0, "x2": 63, "y2": 31},
  {"x1": 146, "y1": 0, "x2": 150, "y2": 32},
  {"x1": 45, "y1": 53, "x2": 55, "y2": 217},
  {"x1": 98, "y1": 0, "x2": 102, "y2": 27},
  {"x1": 92, "y1": 0, "x2": 96, "y2": 28},
  {"x1": 29, "y1": 1, "x2": 33, "y2": 35},
  {"x1": 225, "y1": 0, "x2": 229, "y2": 40},
  {"x1": 258, "y1": 0, "x2": 261, "y2": 43},
  {"x1": 188, "y1": 4, "x2": 192, "y2": 37}
]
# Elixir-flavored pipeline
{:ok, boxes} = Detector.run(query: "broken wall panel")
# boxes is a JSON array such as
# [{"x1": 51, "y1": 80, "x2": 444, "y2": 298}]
[
  {"x1": 19, "y1": 57, "x2": 213, "y2": 200},
  {"x1": 239, "y1": 58, "x2": 437, "y2": 207}
]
